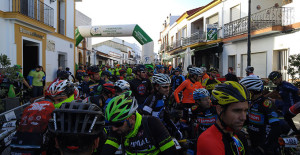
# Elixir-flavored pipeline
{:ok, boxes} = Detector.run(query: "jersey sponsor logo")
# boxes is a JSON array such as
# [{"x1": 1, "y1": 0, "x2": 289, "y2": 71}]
[
  {"x1": 197, "y1": 115, "x2": 217, "y2": 125},
  {"x1": 130, "y1": 138, "x2": 150, "y2": 147},
  {"x1": 137, "y1": 84, "x2": 146, "y2": 95},
  {"x1": 28, "y1": 103, "x2": 50, "y2": 111},
  {"x1": 263, "y1": 100, "x2": 271, "y2": 108},
  {"x1": 249, "y1": 112, "x2": 264, "y2": 124},
  {"x1": 248, "y1": 124, "x2": 260, "y2": 132}
]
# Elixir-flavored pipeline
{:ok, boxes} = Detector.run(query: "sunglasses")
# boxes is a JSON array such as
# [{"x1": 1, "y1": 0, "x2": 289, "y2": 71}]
[
  {"x1": 231, "y1": 135, "x2": 245, "y2": 155},
  {"x1": 161, "y1": 85, "x2": 170, "y2": 89},
  {"x1": 110, "y1": 120, "x2": 125, "y2": 128},
  {"x1": 141, "y1": 71, "x2": 146, "y2": 73}
]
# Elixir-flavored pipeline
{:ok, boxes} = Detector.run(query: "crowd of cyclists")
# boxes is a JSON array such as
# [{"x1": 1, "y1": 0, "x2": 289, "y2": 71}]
[{"x1": 5, "y1": 63, "x2": 300, "y2": 155}]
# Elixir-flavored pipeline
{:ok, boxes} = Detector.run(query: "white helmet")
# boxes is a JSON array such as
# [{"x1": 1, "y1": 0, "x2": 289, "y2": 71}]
[
  {"x1": 189, "y1": 67, "x2": 202, "y2": 76},
  {"x1": 152, "y1": 73, "x2": 171, "y2": 85},
  {"x1": 239, "y1": 76, "x2": 263, "y2": 92},
  {"x1": 193, "y1": 88, "x2": 210, "y2": 100},
  {"x1": 200, "y1": 67, "x2": 207, "y2": 72},
  {"x1": 115, "y1": 80, "x2": 130, "y2": 91},
  {"x1": 45, "y1": 80, "x2": 74, "y2": 97}
]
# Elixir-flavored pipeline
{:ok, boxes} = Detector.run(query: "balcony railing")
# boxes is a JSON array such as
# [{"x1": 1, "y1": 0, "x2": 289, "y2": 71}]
[
  {"x1": 10, "y1": 0, "x2": 54, "y2": 27},
  {"x1": 59, "y1": 19, "x2": 65, "y2": 35},
  {"x1": 224, "y1": 7, "x2": 294, "y2": 38},
  {"x1": 160, "y1": 31, "x2": 206, "y2": 52}
]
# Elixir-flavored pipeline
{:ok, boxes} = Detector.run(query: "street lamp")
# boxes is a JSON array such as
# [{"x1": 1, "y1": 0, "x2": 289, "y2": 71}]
[{"x1": 247, "y1": 0, "x2": 251, "y2": 66}]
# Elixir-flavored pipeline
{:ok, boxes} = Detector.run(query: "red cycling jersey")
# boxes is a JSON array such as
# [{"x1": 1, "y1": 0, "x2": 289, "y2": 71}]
[
  {"x1": 174, "y1": 79, "x2": 202, "y2": 104},
  {"x1": 197, "y1": 125, "x2": 224, "y2": 155}
]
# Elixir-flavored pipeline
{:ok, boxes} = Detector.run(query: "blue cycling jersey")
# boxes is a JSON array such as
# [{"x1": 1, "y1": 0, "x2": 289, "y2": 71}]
[{"x1": 275, "y1": 81, "x2": 300, "y2": 114}]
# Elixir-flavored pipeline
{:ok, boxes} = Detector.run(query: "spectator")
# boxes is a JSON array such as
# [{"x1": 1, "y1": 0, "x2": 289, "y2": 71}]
[
  {"x1": 28, "y1": 66, "x2": 45, "y2": 97},
  {"x1": 57, "y1": 66, "x2": 62, "y2": 78},
  {"x1": 245, "y1": 66, "x2": 258, "y2": 77},
  {"x1": 225, "y1": 67, "x2": 239, "y2": 82},
  {"x1": 66, "y1": 67, "x2": 75, "y2": 82}
]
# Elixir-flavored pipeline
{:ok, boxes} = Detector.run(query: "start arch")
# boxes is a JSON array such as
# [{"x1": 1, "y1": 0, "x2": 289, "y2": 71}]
[{"x1": 75, "y1": 24, "x2": 154, "y2": 64}]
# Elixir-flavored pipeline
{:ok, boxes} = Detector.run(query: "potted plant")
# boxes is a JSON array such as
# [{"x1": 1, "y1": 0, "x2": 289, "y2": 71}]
[{"x1": 0, "y1": 54, "x2": 22, "y2": 113}]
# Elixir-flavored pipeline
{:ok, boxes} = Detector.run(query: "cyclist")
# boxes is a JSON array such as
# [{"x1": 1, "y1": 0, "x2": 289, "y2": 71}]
[
  {"x1": 126, "y1": 66, "x2": 135, "y2": 81},
  {"x1": 129, "y1": 64, "x2": 153, "y2": 106},
  {"x1": 155, "y1": 65, "x2": 165, "y2": 74},
  {"x1": 267, "y1": 71, "x2": 300, "y2": 115},
  {"x1": 240, "y1": 76, "x2": 281, "y2": 154},
  {"x1": 192, "y1": 88, "x2": 217, "y2": 136},
  {"x1": 145, "y1": 64, "x2": 154, "y2": 80},
  {"x1": 202, "y1": 67, "x2": 221, "y2": 95},
  {"x1": 48, "y1": 102, "x2": 106, "y2": 155},
  {"x1": 171, "y1": 67, "x2": 185, "y2": 92},
  {"x1": 284, "y1": 101, "x2": 300, "y2": 134},
  {"x1": 83, "y1": 65, "x2": 105, "y2": 97},
  {"x1": 245, "y1": 66, "x2": 258, "y2": 77},
  {"x1": 102, "y1": 93, "x2": 177, "y2": 154},
  {"x1": 200, "y1": 67, "x2": 209, "y2": 83},
  {"x1": 101, "y1": 70, "x2": 113, "y2": 84},
  {"x1": 197, "y1": 81, "x2": 250, "y2": 155},
  {"x1": 142, "y1": 73, "x2": 182, "y2": 139}
]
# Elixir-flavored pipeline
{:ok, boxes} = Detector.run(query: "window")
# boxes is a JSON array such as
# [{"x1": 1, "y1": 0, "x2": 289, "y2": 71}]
[
  {"x1": 230, "y1": 5, "x2": 241, "y2": 22},
  {"x1": 207, "y1": 14, "x2": 219, "y2": 25}
]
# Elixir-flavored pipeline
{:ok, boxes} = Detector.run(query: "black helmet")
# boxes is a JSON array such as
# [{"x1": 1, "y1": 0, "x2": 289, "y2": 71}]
[
  {"x1": 58, "y1": 71, "x2": 69, "y2": 80},
  {"x1": 48, "y1": 102, "x2": 105, "y2": 136},
  {"x1": 87, "y1": 65, "x2": 100, "y2": 75},
  {"x1": 245, "y1": 66, "x2": 254, "y2": 73},
  {"x1": 268, "y1": 71, "x2": 282, "y2": 81},
  {"x1": 101, "y1": 71, "x2": 111, "y2": 77},
  {"x1": 136, "y1": 65, "x2": 145, "y2": 72},
  {"x1": 209, "y1": 67, "x2": 218, "y2": 73}
]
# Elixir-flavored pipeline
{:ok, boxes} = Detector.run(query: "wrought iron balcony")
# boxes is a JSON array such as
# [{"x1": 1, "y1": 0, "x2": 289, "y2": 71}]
[
  {"x1": 224, "y1": 7, "x2": 294, "y2": 38},
  {"x1": 160, "y1": 31, "x2": 205, "y2": 52},
  {"x1": 10, "y1": 0, "x2": 54, "y2": 27}
]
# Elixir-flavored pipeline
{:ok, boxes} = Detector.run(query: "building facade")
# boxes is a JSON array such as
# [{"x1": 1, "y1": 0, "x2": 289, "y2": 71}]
[{"x1": 0, "y1": 0, "x2": 79, "y2": 85}]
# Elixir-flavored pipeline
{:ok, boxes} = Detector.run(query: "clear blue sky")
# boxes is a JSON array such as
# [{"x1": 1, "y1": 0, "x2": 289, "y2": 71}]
[{"x1": 76, "y1": 0, "x2": 214, "y2": 52}]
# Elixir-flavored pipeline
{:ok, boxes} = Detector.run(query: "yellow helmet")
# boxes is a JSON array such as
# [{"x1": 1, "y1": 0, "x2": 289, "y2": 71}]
[{"x1": 212, "y1": 81, "x2": 250, "y2": 105}]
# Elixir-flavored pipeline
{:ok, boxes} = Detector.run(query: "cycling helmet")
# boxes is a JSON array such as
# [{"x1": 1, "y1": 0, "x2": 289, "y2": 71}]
[
  {"x1": 127, "y1": 68, "x2": 133, "y2": 75},
  {"x1": 105, "y1": 92, "x2": 138, "y2": 122},
  {"x1": 48, "y1": 102, "x2": 105, "y2": 135},
  {"x1": 45, "y1": 80, "x2": 74, "y2": 97},
  {"x1": 268, "y1": 71, "x2": 282, "y2": 81},
  {"x1": 58, "y1": 71, "x2": 69, "y2": 80},
  {"x1": 136, "y1": 65, "x2": 145, "y2": 72},
  {"x1": 187, "y1": 65, "x2": 193, "y2": 71},
  {"x1": 193, "y1": 88, "x2": 210, "y2": 100},
  {"x1": 239, "y1": 76, "x2": 263, "y2": 92},
  {"x1": 189, "y1": 67, "x2": 202, "y2": 76},
  {"x1": 152, "y1": 73, "x2": 171, "y2": 85},
  {"x1": 82, "y1": 72, "x2": 88, "y2": 77},
  {"x1": 156, "y1": 65, "x2": 164, "y2": 69},
  {"x1": 145, "y1": 64, "x2": 154, "y2": 71},
  {"x1": 119, "y1": 70, "x2": 126, "y2": 75},
  {"x1": 101, "y1": 70, "x2": 111, "y2": 77},
  {"x1": 14, "y1": 64, "x2": 22, "y2": 70},
  {"x1": 175, "y1": 67, "x2": 182, "y2": 72},
  {"x1": 212, "y1": 81, "x2": 250, "y2": 105},
  {"x1": 87, "y1": 65, "x2": 100, "y2": 75},
  {"x1": 102, "y1": 83, "x2": 116, "y2": 95},
  {"x1": 200, "y1": 67, "x2": 207, "y2": 72},
  {"x1": 245, "y1": 66, "x2": 254, "y2": 73},
  {"x1": 115, "y1": 80, "x2": 130, "y2": 91},
  {"x1": 209, "y1": 67, "x2": 218, "y2": 73}
]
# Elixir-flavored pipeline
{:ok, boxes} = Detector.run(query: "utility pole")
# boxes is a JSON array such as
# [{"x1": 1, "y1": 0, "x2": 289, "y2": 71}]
[{"x1": 247, "y1": 0, "x2": 251, "y2": 66}]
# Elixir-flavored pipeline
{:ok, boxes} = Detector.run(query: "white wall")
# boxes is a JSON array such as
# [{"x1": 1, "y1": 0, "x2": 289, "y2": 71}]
[
  {"x1": 0, "y1": 0, "x2": 10, "y2": 11},
  {"x1": 46, "y1": 34, "x2": 75, "y2": 82},
  {"x1": 0, "y1": 19, "x2": 17, "y2": 65},
  {"x1": 66, "y1": 0, "x2": 75, "y2": 39}
]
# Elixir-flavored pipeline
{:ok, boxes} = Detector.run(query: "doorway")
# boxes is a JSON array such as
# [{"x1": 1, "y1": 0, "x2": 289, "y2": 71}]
[
  {"x1": 58, "y1": 54, "x2": 66, "y2": 69},
  {"x1": 23, "y1": 40, "x2": 39, "y2": 79}
]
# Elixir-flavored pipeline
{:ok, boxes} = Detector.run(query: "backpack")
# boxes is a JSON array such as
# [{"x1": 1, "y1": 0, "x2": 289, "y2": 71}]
[{"x1": 10, "y1": 100, "x2": 55, "y2": 154}]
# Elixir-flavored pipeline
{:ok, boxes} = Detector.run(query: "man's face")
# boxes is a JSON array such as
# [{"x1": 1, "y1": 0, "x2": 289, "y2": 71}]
[
  {"x1": 83, "y1": 76, "x2": 89, "y2": 82},
  {"x1": 196, "y1": 96, "x2": 211, "y2": 109},
  {"x1": 158, "y1": 84, "x2": 170, "y2": 96},
  {"x1": 220, "y1": 101, "x2": 248, "y2": 131},
  {"x1": 36, "y1": 67, "x2": 40, "y2": 72},
  {"x1": 51, "y1": 96, "x2": 68, "y2": 105},
  {"x1": 174, "y1": 71, "x2": 179, "y2": 76},
  {"x1": 111, "y1": 118, "x2": 133, "y2": 136},
  {"x1": 138, "y1": 71, "x2": 146, "y2": 79},
  {"x1": 93, "y1": 73, "x2": 100, "y2": 81},
  {"x1": 272, "y1": 77, "x2": 282, "y2": 85}
]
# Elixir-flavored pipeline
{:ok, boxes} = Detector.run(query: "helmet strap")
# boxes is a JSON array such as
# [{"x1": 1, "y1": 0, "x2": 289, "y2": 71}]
[{"x1": 217, "y1": 108, "x2": 234, "y2": 133}]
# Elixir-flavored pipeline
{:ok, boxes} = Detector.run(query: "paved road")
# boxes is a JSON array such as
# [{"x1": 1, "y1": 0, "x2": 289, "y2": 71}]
[{"x1": 293, "y1": 114, "x2": 300, "y2": 129}]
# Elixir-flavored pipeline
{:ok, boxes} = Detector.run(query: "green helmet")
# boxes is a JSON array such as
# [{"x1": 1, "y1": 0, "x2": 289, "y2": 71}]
[
  {"x1": 145, "y1": 64, "x2": 154, "y2": 71},
  {"x1": 105, "y1": 91, "x2": 138, "y2": 122},
  {"x1": 127, "y1": 68, "x2": 132, "y2": 75}
]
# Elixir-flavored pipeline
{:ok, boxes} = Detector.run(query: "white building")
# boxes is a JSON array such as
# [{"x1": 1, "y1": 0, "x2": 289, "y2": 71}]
[
  {"x1": 0, "y1": 0, "x2": 79, "y2": 85},
  {"x1": 93, "y1": 45, "x2": 122, "y2": 66},
  {"x1": 222, "y1": 0, "x2": 299, "y2": 79},
  {"x1": 111, "y1": 38, "x2": 142, "y2": 64},
  {"x1": 75, "y1": 10, "x2": 93, "y2": 66}
]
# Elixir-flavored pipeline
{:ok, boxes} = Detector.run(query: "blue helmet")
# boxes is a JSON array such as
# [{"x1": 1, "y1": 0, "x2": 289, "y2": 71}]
[
  {"x1": 156, "y1": 65, "x2": 164, "y2": 69},
  {"x1": 193, "y1": 88, "x2": 210, "y2": 100},
  {"x1": 175, "y1": 67, "x2": 182, "y2": 72}
]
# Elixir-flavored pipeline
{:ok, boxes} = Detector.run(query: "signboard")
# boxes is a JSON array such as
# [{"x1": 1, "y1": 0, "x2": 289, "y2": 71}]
[{"x1": 206, "y1": 24, "x2": 218, "y2": 41}]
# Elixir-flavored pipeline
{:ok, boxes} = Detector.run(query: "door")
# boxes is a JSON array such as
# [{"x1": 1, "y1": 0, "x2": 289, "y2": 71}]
[{"x1": 242, "y1": 52, "x2": 267, "y2": 78}]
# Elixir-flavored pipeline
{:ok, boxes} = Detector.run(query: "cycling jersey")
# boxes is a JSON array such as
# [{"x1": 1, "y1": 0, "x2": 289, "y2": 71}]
[
  {"x1": 129, "y1": 78, "x2": 153, "y2": 106},
  {"x1": 171, "y1": 75, "x2": 185, "y2": 91},
  {"x1": 201, "y1": 73, "x2": 209, "y2": 83},
  {"x1": 82, "y1": 80, "x2": 105, "y2": 97},
  {"x1": 174, "y1": 79, "x2": 202, "y2": 104},
  {"x1": 275, "y1": 81, "x2": 300, "y2": 114},
  {"x1": 101, "y1": 112, "x2": 176, "y2": 155},
  {"x1": 142, "y1": 93, "x2": 166, "y2": 119},
  {"x1": 191, "y1": 105, "x2": 217, "y2": 136},
  {"x1": 202, "y1": 77, "x2": 221, "y2": 94},
  {"x1": 197, "y1": 124, "x2": 247, "y2": 155},
  {"x1": 248, "y1": 96, "x2": 281, "y2": 151}
]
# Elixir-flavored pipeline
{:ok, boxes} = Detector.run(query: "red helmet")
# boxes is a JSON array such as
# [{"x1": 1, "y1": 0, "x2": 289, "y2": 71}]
[
  {"x1": 45, "y1": 80, "x2": 74, "y2": 97},
  {"x1": 102, "y1": 83, "x2": 116, "y2": 95}
]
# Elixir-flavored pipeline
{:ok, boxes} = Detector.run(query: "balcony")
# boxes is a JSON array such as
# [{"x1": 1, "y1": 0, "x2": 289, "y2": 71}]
[
  {"x1": 224, "y1": 7, "x2": 294, "y2": 38},
  {"x1": 10, "y1": 0, "x2": 54, "y2": 27},
  {"x1": 160, "y1": 31, "x2": 206, "y2": 52}
]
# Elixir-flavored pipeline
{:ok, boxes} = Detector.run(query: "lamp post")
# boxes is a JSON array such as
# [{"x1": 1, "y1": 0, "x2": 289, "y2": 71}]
[{"x1": 247, "y1": 0, "x2": 251, "y2": 66}]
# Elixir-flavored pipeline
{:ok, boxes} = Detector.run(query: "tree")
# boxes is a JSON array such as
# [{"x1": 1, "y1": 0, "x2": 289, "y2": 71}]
[{"x1": 287, "y1": 54, "x2": 300, "y2": 87}]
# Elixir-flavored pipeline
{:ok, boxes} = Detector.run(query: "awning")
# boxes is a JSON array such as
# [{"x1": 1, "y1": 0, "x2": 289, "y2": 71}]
[{"x1": 193, "y1": 42, "x2": 223, "y2": 53}]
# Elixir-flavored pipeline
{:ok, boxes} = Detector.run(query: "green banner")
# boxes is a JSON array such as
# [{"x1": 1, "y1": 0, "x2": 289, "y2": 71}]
[
  {"x1": 75, "y1": 28, "x2": 84, "y2": 46},
  {"x1": 132, "y1": 25, "x2": 153, "y2": 45}
]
